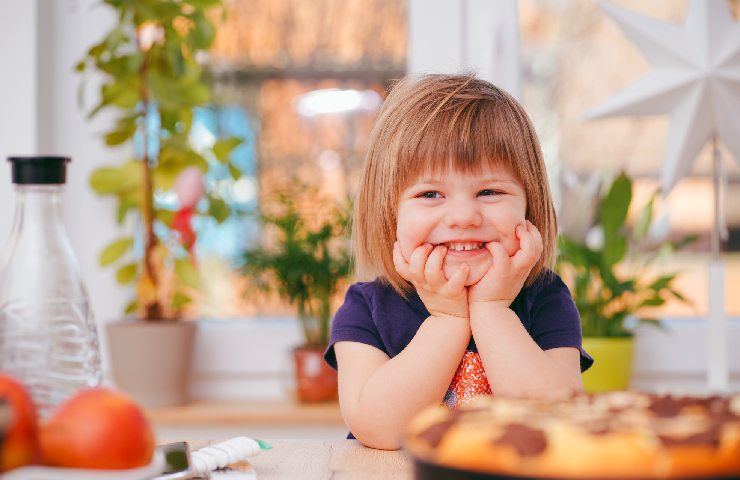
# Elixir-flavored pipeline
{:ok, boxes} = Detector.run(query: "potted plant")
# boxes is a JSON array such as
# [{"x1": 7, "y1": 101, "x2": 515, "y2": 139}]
[
  {"x1": 557, "y1": 172, "x2": 696, "y2": 392},
  {"x1": 77, "y1": 0, "x2": 242, "y2": 406},
  {"x1": 242, "y1": 185, "x2": 352, "y2": 402}
]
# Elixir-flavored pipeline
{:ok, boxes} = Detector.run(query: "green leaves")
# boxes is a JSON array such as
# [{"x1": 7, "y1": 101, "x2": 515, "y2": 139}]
[
  {"x1": 155, "y1": 209, "x2": 176, "y2": 226},
  {"x1": 155, "y1": 141, "x2": 209, "y2": 190},
  {"x1": 100, "y1": 237, "x2": 134, "y2": 266},
  {"x1": 558, "y1": 236, "x2": 595, "y2": 269},
  {"x1": 149, "y1": 73, "x2": 211, "y2": 110},
  {"x1": 633, "y1": 191, "x2": 657, "y2": 242},
  {"x1": 90, "y1": 160, "x2": 142, "y2": 195},
  {"x1": 228, "y1": 163, "x2": 242, "y2": 180},
  {"x1": 124, "y1": 300, "x2": 139, "y2": 315},
  {"x1": 100, "y1": 238, "x2": 137, "y2": 285},
  {"x1": 557, "y1": 171, "x2": 693, "y2": 338},
  {"x1": 188, "y1": 13, "x2": 216, "y2": 50},
  {"x1": 80, "y1": 0, "x2": 231, "y2": 320},
  {"x1": 187, "y1": 0, "x2": 222, "y2": 8},
  {"x1": 602, "y1": 235, "x2": 627, "y2": 268},
  {"x1": 599, "y1": 172, "x2": 631, "y2": 270},
  {"x1": 213, "y1": 138, "x2": 243, "y2": 164},
  {"x1": 104, "y1": 114, "x2": 138, "y2": 146},
  {"x1": 175, "y1": 258, "x2": 199, "y2": 289},
  {"x1": 599, "y1": 172, "x2": 631, "y2": 239},
  {"x1": 171, "y1": 292, "x2": 192, "y2": 311},
  {"x1": 116, "y1": 263, "x2": 138, "y2": 284},
  {"x1": 242, "y1": 189, "x2": 352, "y2": 348},
  {"x1": 208, "y1": 196, "x2": 230, "y2": 223},
  {"x1": 648, "y1": 274, "x2": 676, "y2": 291},
  {"x1": 116, "y1": 196, "x2": 138, "y2": 224},
  {"x1": 101, "y1": 77, "x2": 140, "y2": 110}
]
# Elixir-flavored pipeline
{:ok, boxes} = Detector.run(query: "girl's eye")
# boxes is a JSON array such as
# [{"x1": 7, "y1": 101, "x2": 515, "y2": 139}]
[
  {"x1": 418, "y1": 191, "x2": 442, "y2": 199},
  {"x1": 478, "y1": 189, "x2": 502, "y2": 197}
]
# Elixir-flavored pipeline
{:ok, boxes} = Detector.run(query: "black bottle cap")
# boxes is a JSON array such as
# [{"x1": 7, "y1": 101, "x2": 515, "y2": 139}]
[{"x1": 7, "y1": 156, "x2": 71, "y2": 185}]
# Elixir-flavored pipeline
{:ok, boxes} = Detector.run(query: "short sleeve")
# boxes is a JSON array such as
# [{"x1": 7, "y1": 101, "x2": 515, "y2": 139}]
[
  {"x1": 529, "y1": 275, "x2": 594, "y2": 372},
  {"x1": 323, "y1": 283, "x2": 385, "y2": 370}
]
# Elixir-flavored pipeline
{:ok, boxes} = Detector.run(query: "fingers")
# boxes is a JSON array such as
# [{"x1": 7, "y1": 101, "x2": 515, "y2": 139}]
[
  {"x1": 482, "y1": 221, "x2": 542, "y2": 278},
  {"x1": 511, "y1": 221, "x2": 543, "y2": 272},
  {"x1": 392, "y1": 241, "x2": 412, "y2": 281},
  {"x1": 445, "y1": 263, "x2": 469, "y2": 292},
  {"x1": 393, "y1": 242, "x2": 443, "y2": 286},
  {"x1": 393, "y1": 242, "x2": 464, "y2": 293},
  {"x1": 408, "y1": 243, "x2": 433, "y2": 281},
  {"x1": 429, "y1": 245, "x2": 469, "y2": 296},
  {"x1": 485, "y1": 241, "x2": 509, "y2": 270},
  {"x1": 424, "y1": 245, "x2": 448, "y2": 285}
]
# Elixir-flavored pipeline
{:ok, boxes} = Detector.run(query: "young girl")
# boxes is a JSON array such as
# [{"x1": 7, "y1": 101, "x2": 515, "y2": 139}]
[{"x1": 324, "y1": 74, "x2": 592, "y2": 450}]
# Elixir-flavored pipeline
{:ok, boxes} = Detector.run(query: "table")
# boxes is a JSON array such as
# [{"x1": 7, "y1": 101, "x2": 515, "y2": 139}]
[
  {"x1": 226, "y1": 439, "x2": 413, "y2": 480},
  {"x1": 148, "y1": 401, "x2": 347, "y2": 442}
]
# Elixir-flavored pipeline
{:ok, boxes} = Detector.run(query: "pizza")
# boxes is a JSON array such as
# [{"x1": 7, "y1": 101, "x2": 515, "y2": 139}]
[{"x1": 404, "y1": 391, "x2": 740, "y2": 479}]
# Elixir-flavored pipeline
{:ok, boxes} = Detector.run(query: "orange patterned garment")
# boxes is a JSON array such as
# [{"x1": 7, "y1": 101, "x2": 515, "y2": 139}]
[{"x1": 443, "y1": 350, "x2": 492, "y2": 408}]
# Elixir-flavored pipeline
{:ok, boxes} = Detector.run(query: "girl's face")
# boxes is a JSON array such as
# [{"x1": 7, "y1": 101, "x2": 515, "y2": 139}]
[{"x1": 396, "y1": 164, "x2": 527, "y2": 286}]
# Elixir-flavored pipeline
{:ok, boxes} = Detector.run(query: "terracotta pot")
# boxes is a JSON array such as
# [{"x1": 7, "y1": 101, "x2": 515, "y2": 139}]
[
  {"x1": 293, "y1": 346, "x2": 338, "y2": 403},
  {"x1": 106, "y1": 320, "x2": 197, "y2": 407}
]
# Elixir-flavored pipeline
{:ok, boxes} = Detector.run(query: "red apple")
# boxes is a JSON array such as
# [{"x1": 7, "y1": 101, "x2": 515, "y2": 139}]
[
  {"x1": 0, "y1": 373, "x2": 41, "y2": 472},
  {"x1": 40, "y1": 387, "x2": 155, "y2": 469}
]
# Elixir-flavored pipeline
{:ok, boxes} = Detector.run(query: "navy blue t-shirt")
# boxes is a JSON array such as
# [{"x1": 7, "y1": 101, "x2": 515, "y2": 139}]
[{"x1": 325, "y1": 271, "x2": 593, "y2": 372}]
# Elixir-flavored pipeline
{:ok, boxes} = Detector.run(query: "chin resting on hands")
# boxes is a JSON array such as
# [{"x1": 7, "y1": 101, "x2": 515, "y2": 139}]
[
  {"x1": 393, "y1": 241, "x2": 470, "y2": 320},
  {"x1": 468, "y1": 221, "x2": 543, "y2": 308}
]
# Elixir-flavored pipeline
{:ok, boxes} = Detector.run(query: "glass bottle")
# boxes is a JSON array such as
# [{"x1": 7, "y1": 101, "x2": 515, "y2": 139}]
[{"x1": 0, "y1": 156, "x2": 101, "y2": 416}]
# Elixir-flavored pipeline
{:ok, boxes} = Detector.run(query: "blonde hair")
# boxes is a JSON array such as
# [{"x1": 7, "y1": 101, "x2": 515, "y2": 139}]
[{"x1": 354, "y1": 74, "x2": 557, "y2": 296}]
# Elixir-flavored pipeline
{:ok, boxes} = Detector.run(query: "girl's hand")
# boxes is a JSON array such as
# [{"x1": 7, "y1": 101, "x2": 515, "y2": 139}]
[
  {"x1": 393, "y1": 241, "x2": 470, "y2": 321},
  {"x1": 468, "y1": 221, "x2": 543, "y2": 309}
]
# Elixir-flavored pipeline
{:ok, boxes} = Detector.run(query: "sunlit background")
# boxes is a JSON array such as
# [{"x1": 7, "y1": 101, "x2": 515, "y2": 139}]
[
  {"x1": 0, "y1": 0, "x2": 738, "y2": 441},
  {"x1": 176, "y1": 0, "x2": 740, "y2": 320}
]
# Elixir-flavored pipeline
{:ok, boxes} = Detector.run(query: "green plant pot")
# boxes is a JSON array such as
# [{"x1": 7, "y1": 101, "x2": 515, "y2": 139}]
[{"x1": 581, "y1": 337, "x2": 635, "y2": 392}]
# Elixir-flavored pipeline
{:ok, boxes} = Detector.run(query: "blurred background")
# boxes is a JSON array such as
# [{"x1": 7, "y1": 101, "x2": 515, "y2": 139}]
[{"x1": 1, "y1": 0, "x2": 738, "y2": 440}]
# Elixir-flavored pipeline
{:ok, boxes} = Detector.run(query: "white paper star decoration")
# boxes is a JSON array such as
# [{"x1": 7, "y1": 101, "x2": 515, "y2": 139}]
[{"x1": 584, "y1": 0, "x2": 740, "y2": 194}]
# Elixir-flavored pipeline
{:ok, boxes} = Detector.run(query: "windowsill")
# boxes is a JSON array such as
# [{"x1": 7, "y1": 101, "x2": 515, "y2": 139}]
[{"x1": 145, "y1": 400, "x2": 343, "y2": 427}]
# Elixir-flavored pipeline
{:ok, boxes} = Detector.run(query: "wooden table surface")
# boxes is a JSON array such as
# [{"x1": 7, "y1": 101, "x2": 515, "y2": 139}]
[
  {"x1": 227, "y1": 439, "x2": 413, "y2": 480},
  {"x1": 147, "y1": 401, "x2": 345, "y2": 427}
]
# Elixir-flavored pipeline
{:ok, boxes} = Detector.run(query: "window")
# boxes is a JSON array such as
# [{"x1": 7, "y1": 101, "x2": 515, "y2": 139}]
[
  {"x1": 519, "y1": 0, "x2": 740, "y2": 316},
  {"x1": 189, "y1": 0, "x2": 407, "y2": 318}
]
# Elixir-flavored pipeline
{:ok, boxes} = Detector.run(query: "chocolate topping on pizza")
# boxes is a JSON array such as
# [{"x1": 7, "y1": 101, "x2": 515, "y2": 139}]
[
  {"x1": 493, "y1": 423, "x2": 548, "y2": 457},
  {"x1": 405, "y1": 391, "x2": 740, "y2": 479},
  {"x1": 417, "y1": 419, "x2": 456, "y2": 448}
]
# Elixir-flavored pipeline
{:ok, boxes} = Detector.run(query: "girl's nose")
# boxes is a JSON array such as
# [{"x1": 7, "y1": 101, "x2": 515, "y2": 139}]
[{"x1": 444, "y1": 199, "x2": 483, "y2": 228}]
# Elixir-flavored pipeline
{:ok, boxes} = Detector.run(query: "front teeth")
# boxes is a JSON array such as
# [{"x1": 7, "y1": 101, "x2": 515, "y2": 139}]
[{"x1": 445, "y1": 242, "x2": 485, "y2": 251}]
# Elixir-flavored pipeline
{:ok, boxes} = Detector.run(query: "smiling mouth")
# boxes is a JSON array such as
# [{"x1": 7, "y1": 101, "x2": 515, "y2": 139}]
[{"x1": 440, "y1": 241, "x2": 486, "y2": 252}]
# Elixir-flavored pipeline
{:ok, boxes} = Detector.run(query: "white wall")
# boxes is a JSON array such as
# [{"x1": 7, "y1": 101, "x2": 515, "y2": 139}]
[
  {"x1": 408, "y1": 0, "x2": 521, "y2": 99},
  {"x1": 632, "y1": 319, "x2": 740, "y2": 392},
  {"x1": 1, "y1": 0, "x2": 130, "y2": 376},
  {"x1": 41, "y1": 0, "x2": 133, "y2": 375},
  {"x1": 0, "y1": 2, "x2": 37, "y2": 237}
]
